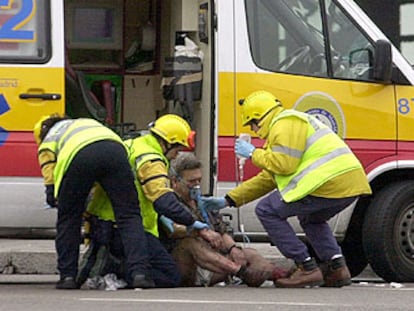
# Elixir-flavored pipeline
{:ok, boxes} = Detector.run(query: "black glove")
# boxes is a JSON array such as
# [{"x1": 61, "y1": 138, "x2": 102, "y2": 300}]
[{"x1": 45, "y1": 185, "x2": 57, "y2": 208}]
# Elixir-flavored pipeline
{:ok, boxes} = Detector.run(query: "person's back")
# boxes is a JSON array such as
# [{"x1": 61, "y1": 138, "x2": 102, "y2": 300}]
[{"x1": 38, "y1": 118, "x2": 123, "y2": 196}]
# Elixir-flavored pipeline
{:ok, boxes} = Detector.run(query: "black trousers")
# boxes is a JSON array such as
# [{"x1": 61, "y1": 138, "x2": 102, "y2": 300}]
[
  {"x1": 56, "y1": 140, "x2": 150, "y2": 284},
  {"x1": 110, "y1": 230, "x2": 182, "y2": 287}
]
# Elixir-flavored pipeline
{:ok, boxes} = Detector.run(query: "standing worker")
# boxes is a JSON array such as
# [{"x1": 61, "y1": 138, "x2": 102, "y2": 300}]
[
  {"x1": 199, "y1": 90, "x2": 372, "y2": 288},
  {"x1": 34, "y1": 115, "x2": 153, "y2": 289}
]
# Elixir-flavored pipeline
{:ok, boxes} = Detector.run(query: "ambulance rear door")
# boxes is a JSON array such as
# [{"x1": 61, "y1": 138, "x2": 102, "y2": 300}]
[
  {"x1": 0, "y1": 0, "x2": 65, "y2": 176},
  {"x1": 0, "y1": 0, "x2": 63, "y2": 229}
]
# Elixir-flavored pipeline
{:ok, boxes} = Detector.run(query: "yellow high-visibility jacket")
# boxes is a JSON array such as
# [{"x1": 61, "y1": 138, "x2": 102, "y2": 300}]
[
  {"x1": 87, "y1": 134, "x2": 195, "y2": 237},
  {"x1": 227, "y1": 109, "x2": 371, "y2": 205},
  {"x1": 38, "y1": 118, "x2": 123, "y2": 196},
  {"x1": 125, "y1": 134, "x2": 171, "y2": 237}
]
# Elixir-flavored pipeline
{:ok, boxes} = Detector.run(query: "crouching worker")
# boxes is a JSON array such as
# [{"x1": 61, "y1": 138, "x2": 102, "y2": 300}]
[
  {"x1": 158, "y1": 153, "x2": 288, "y2": 287},
  {"x1": 78, "y1": 114, "x2": 214, "y2": 288},
  {"x1": 33, "y1": 115, "x2": 153, "y2": 289},
  {"x1": 199, "y1": 91, "x2": 372, "y2": 288}
]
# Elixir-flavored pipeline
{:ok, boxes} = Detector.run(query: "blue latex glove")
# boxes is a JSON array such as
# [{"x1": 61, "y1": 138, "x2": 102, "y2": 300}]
[
  {"x1": 159, "y1": 215, "x2": 174, "y2": 234},
  {"x1": 187, "y1": 220, "x2": 209, "y2": 233},
  {"x1": 198, "y1": 196, "x2": 227, "y2": 212},
  {"x1": 235, "y1": 138, "x2": 256, "y2": 159}
]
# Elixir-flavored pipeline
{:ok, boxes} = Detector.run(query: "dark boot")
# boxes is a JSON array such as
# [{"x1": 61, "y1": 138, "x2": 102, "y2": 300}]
[
  {"x1": 322, "y1": 256, "x2": 352, "y2": 287},
  {"x1": 275, "y1": 258, "x2": 324, "y2": 288},
  {"x1": 56, "y1": 276, "x2": 80, "y2": 289},
  {"x1": 132, "y1": 273, "x2": 155, "y2": 289}
]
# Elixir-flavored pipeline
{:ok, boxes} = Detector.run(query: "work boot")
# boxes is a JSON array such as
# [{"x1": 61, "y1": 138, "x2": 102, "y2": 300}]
[
  {"x1": 56, "y1": 276, "x2": 80, "y2": 289},
  {"x1": 132, "y1": 273, "x2": 155, "y2": 289},
  {"x1": 275, "y1": 258, "x2": 324, "y2": 288},
  {"x1": 322, "y1": 256, "x2": 352, "y2": 287}
]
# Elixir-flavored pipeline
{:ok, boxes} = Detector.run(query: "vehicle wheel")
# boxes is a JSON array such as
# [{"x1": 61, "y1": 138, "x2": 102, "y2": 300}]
[
  {"x1": 362, "y1": 181, "x2": 414, "y2": 282},
  {"x1": 340, "y1": 208, "x2": 368, "y2": 277}
]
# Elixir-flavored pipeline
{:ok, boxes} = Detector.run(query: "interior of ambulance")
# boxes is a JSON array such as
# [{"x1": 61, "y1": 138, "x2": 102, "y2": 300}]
[
  {"x1": 64, "y1": 0, "x2": 211, "y2": 140},
  {"x1": 63, "y1": 0, "x2": 214, "y2": 191}
]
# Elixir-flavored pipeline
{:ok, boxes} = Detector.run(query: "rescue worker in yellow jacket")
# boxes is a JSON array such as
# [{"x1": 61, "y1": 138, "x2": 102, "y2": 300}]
[
  {"x1": 199, "y1": 90, "x2": 372, "y2": 288},
  {"x1": 34, "y1": 115, "x2": 153, "y2": 289},
  {"x1": 84, "y1": 114, "x2": 216, "y2": 287}
]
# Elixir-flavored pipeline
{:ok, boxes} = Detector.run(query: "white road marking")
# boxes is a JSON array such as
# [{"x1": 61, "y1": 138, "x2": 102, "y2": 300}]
[{"x1": 80, "y1": 298, "x2": 350, "y2": 307}]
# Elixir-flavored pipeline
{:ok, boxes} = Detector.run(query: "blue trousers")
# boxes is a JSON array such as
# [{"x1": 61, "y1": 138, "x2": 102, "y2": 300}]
[{"x1": 255, "y1": 191, "x2": 357, "y2": 262}]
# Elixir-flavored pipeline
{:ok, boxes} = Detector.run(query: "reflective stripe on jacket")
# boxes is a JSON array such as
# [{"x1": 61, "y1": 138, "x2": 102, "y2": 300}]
[
  {"x1": 38, "y1": 118, "x2": 123, "y2": 196},
  {"x1": 271, "y1": 110, "x2": 363, "y2": 202},
  {"x1": 126, "y1": 134, "x2": 169, "y2": 237}
]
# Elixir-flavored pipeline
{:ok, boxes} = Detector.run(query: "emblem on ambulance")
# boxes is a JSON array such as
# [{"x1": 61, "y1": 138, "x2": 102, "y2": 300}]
[
  {"x1": 293, "y1": 91, "x2": 346, "y2": 139},
  {"x1": 0, "y1": 94, "x2": 10, "y2": 147}
]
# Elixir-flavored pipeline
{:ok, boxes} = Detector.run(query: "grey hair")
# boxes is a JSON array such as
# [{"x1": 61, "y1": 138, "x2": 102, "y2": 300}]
[{"x1": 170, "y1": 152, "x2": 202, "y2": 178}]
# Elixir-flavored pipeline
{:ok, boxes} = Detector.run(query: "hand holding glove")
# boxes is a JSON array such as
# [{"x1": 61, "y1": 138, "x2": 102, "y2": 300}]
[
  {"x1": 235, "y1": 138, "x2": 255, "y2": 159},
  {"x1": 159, "y1": 215, "x2": 174, "y2": 234},
  {"x1": 198, "y1": 196, "x2": 227, "y2": 212},
  {"x1": 187, "y1": 220, "x2": 209, "y2": 233},
  {"x1": 45, "y1": 185, "x2": 57, "y2": 208}
]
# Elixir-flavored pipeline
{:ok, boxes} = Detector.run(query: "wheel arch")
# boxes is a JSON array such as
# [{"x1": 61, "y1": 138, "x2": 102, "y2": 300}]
[
  {"x1": 339, "y1": 164, "x2": 414, "y2": 277},
  {"x1": 344, "y1": 163, "x2": 414, "y2": 240}
]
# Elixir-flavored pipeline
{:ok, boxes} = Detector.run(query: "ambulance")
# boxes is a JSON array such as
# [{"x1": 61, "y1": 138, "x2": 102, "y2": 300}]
[{"x1": 1, "y1": 0, "x2": 414, "y2": 282}]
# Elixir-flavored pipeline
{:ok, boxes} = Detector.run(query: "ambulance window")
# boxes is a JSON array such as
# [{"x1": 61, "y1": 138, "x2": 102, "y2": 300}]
[
  {"x1": 325, "y1": 0, "x2": 375, "y2": 81},
  {"x1": 0, "y1": 0, "x2": 51, "y2": 63},
  {"x1": 401, "y1": 2, "x2": 414, "y2": 64},
  {"x1": 245, "y1": 0, "x2": 376, "y2": 82},
  {"x1": 245, "y1": 0, "x2": 327, "y2": 77}
]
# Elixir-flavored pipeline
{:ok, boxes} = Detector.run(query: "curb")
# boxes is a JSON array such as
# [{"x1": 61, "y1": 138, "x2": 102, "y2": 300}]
[
  {"x1": 0, "y1": 240, "x2": 380, "y2": 281},
  {"x1": 0, "y1": 240, "x2": 290, "y2": 275}
]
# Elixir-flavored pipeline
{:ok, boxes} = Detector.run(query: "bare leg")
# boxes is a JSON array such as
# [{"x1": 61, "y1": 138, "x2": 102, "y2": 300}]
[
  {"x1": 171, "y1": 239, "x2": 197, "y2": 286},
  {"x1": 243, "y1": 248, "x2": 275, "y2": 278},
  {"x1": 243, "y1": 247, "x2": 289, "y2": 282},
  {"x1": 171, "y1": 237, "x2": 241, "y2": 286}
]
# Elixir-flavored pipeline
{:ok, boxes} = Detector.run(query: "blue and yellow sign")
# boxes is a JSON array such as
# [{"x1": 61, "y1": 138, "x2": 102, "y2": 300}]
[{"x1": 0, "y1": 94, "x2": 10, "y2": 146}]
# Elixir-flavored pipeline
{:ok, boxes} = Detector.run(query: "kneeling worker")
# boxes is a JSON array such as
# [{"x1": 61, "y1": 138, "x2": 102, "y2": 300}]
[{"x1": 81, "y1": 114, "x2": 214, "y2": 287}]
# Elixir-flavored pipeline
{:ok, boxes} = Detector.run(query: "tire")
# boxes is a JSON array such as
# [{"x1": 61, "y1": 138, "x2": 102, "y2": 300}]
[
  {"x1": 362, "y1": 181, "x2": 414, "y2": 282},
  {"x1": 340, "y1": 212, "x2": 368, "y2": 277}
]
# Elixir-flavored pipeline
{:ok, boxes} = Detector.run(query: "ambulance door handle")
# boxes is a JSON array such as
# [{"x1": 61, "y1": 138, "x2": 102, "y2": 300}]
[{"x1": 19, "y1": 93, "x2": 62, "y2": 100}]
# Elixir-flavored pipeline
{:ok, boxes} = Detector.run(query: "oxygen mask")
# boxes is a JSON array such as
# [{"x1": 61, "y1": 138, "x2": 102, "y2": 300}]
[{"x1": 189, "y1": 185, "x2": 202, "y2": 201}]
